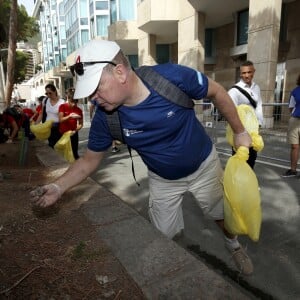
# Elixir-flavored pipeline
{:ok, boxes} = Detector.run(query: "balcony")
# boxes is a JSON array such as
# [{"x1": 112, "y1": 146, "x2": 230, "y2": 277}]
[
  {"x1": 50, "y1": 63, "x2": 71, "y2": 78},
  {"x1": 188, "y1": 0, "x2": 248, "y2": 28},
  {"x1": 137, "y1": 0, "x2": 179, "y2": 43},
  {"x1": 108, "y1": 20, "x2": 140, "y2": 54}
]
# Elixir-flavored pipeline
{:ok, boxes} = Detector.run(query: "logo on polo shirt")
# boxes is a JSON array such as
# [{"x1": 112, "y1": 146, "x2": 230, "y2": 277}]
[
  {"x1": 123, "y1": 128, "x2": 143, "y2": 137},
  {"x1": 167, "y1": 110, "x2": 175, "y2": 118}
]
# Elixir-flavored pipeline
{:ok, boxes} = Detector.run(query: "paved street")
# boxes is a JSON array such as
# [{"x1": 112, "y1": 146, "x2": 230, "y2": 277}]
[{"x1": 78, "y1": 125, "x2": 300, "y2": 299}]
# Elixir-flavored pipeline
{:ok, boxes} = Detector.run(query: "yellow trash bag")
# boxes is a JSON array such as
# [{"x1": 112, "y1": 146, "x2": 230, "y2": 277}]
[
  {"x1": 226, "y1": 104, "x2": 264, "y2": 152},
  {"x1": 54, "y1": 131, "x2": 75, "y2": 163},
  {"x1": 30, "y1": 120, "x2": 53, "y2": 140},
  {"x1": 223, "y1": 146, "x2": 262, "y2": 241}
]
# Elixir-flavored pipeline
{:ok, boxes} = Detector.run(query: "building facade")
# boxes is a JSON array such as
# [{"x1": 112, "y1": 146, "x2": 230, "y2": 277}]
[
  {"x1": 31, "y1": 0, "x2": 300, "y2": 128},
  {"x1": 32, "y1": 0, "x2": 121, "y2": 98}
]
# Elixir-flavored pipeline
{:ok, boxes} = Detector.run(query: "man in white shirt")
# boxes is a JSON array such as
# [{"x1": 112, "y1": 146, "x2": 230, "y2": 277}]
[{"x1": 228, "y1": 61, "x2": 264, "y2": 168}]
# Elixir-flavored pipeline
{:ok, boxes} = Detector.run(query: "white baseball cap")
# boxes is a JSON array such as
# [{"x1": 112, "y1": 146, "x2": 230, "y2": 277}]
[{"x1": 72, "y1": 40, "x2": 120, "y2": 99}]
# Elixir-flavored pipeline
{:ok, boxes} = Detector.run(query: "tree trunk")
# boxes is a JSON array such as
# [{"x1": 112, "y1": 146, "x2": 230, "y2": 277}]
[{"x1": 4, "y1": 0, "x2": 18, "y2": 108}]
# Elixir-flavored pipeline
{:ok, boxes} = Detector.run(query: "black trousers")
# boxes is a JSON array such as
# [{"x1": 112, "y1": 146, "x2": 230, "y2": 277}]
[
  {"x1": 232, "y1": 146, "x2": 257, "y2": 169},
  {"x1": 22, "y1": 117, "x2": 31, "y2": 138},
  {"x1": 48, "y1": 125, "x2": 62, "y2": 148},
  {"x1": 70, "y1": 131, "x2": 79, "y2": 159}
]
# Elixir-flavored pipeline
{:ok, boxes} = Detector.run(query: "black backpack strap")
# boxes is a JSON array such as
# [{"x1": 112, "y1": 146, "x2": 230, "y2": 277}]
[
  {"x1": 106, "y1": 110, "x2": 140, "y2": 186},
  {"x1": 135, "y1": 66, "x2": 194, "y2": 108},
  {"x1": 127, "y1": 145, "x2": 140, "y2": 186},
  {"x1": 106, "y1": 110, "x2": 124, "y2": 143},
  {"x1": 231, "y1": 85, "x2": 257, "y2": 109}
]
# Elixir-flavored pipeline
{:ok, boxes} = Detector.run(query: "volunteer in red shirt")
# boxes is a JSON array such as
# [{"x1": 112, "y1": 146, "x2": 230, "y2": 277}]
[
  {"x1": 58, "y1": 87, "x2": 83, "y2": 159},
  {"x1": 30, "y1": 96, "x2": 45, "y2": 122},
  {"x1": 1, "y1": 105, "x2": 31, "y2": 143},
  {"x1": 0, "y1": 113, "x2": 19, "y2": 143}
]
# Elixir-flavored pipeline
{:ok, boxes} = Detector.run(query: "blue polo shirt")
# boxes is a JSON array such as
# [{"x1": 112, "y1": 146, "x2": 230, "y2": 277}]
[
  {"x1": 289, "y1": 86, "x2": 300, "y2": 117},
  {"x1": 88, "y1": 63, "x2": 212, "y2": 180}
]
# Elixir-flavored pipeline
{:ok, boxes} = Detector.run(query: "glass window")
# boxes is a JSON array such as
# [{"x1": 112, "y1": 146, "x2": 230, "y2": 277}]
[
  {"x1": 55, "y1": 54, "x2": 60, "y2": 66},
  {"x1": 279, "y1": 4, "x2": 287, "y2": 42},
  {"x1": 96, "y1": 15, "x2": 109, "y2": 36},
  {"x1": 51, "y1": 0, "x2": 57, "y2": 10},
  {"x1": 80, "y1": 18, "x2": 88, "y2": 25},
  {"x1": 90, "y1": 2, "x2": 94, "y2": 15},
  {"x1": 128, "y1": 55, "x2": 138, "y2": 68},
  {"x1": 156, "y1": 44, "x2": 169, "y2": 64},
  {"x1": 96, "y1": 1, "x2": 109, "y2": 10},
  {"x1": 110, "y1": 0, "x2": 117, "y2": 23},
  {"x1": 120, "y1": 0, "x2": 135, "y2": 20},
  {"x1": 71, "y1": 5, "x2": 76, "y2": 27},
  {"x1": 59, "y1": 2, "x2": 64, "y2": 15},
  {"x1": 90, "y1": 18, "x2": 95, "y2": 39},
  {"x1": 48, "y1": 43, "x2": 52, "y2": 55},
  {"x1": 60, "y1": 25, "x2": 66, "y2": 39},
  {"x1": 205, "y1": 28, "x2": 215, "y2": 57},
  {"x1": 67, "y1": 40, "x2": 71, "y2": 56},
  {"x1": 80, "y1": 0, "x2": 88, "y2": 17},
  {"x1": 76, "y1": 31, "x2": 80, "y2": 50},
  {"x1": 53, "y1": 33, "x2": 58, "y2": 47},
  {"x1": 237, "y1": 9, "x2": 248, "y2": 45},
  {"x1": 65, "y1": 11, "x2": 69, "y2": 30},
  {"x1": 81, "y1": 29, "x2": 89, "y2": 44}
]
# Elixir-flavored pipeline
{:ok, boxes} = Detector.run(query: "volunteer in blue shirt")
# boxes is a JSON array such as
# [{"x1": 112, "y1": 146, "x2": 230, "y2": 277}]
[
  {"x1": 31, "y1": 40, "x2": 253, "y2": 275},
  {"x1": 282, "y1": 74, "x2": 300, "y2": 177}
]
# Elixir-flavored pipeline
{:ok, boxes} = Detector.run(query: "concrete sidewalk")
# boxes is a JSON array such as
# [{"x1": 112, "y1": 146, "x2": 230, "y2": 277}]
[{"x1": 35, "y1": 141, "x2": 253, "y2": 299}]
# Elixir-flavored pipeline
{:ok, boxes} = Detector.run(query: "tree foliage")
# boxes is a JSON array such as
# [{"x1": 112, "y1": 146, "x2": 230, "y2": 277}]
[
  {"x1": 0, "y1": 0, "x2": 39, "y2": 107},
  {"x1": 0, "y1": 0, "x2": 39, "y2": 47},
  {"x1": 2, "y1": 51, "x2": 29, "y2": 84}
]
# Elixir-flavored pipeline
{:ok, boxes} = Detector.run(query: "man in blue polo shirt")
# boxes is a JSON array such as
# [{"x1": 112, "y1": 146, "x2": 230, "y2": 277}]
[
  {"x1": 282, "y1": 74, "x2": 300, "y2": 177},
  {"x1": 31, "y1": 40, "x2": 254, "y2": 275}
]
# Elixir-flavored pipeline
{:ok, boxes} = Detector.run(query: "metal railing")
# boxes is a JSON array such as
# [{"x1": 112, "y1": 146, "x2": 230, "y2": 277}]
[{"x1": 194, "y1": 102, "x2": 291, "y2": 165}]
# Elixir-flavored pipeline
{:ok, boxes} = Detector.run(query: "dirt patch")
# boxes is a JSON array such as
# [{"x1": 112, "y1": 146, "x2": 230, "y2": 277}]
[{"x1": 0, "y1": 142, "x2": 146, "y2": 299}]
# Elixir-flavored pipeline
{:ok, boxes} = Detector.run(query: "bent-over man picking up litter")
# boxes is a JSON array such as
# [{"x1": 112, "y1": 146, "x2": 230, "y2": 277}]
[{"x1": 31, "y1": 40, "x2": 254, "y2": 275}]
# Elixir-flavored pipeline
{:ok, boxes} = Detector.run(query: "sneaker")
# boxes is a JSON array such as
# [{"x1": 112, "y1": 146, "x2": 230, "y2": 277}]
[
  {"x1": 230, "y1": 246, "x2": 253, "y2": 275},
  {"x1": 111, "y1": 147, "x2": 120, "y2": 153},
  {"x1": 282, "y1": 169, "x2": 297, "y2": 178}
]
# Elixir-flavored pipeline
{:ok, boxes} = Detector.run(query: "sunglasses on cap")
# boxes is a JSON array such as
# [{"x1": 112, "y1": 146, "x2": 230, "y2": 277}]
[{"x1": 69, "y1": 61, "x2": 117, "y2": 76}]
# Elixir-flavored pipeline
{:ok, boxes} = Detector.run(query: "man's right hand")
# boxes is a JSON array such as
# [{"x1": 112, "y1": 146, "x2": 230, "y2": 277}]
[
  {"x1": 30, "y1": 183, "x2": 62, "y2": 207},
  {"x1": 233, "y1": 130, "x2": 252, "y2": 150}
]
